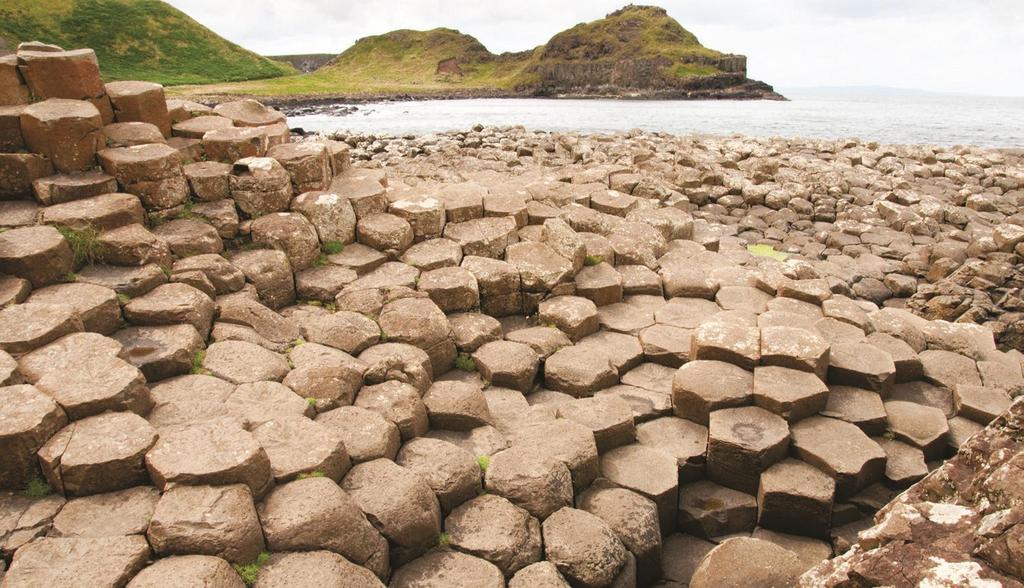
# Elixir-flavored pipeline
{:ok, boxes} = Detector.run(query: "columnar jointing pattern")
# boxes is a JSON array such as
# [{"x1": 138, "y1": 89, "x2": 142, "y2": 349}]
[{"x1": 1, "y1": 41, "x2": 1023, "y2": 588}]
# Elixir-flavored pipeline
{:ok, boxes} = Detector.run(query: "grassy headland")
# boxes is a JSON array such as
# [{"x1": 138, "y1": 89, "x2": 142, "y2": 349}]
[
  {"x1": 176, "y1": 5, "x2": 768, "y2": 101},
  {"x1": 0, "y1": 0, "x2": 295, "y2": 85}
]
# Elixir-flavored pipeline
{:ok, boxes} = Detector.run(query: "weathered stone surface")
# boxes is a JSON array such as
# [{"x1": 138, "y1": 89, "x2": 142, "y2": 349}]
[
  {"x1": 230, "y1": 249, "x2": 295, "y2": 309},
  {"x1": 753, "y1": 366, "x2": 829, "y2": 422},
  {"x1": 354, "y1": 380, "x2": 427, "y2": 440},
  {"x1": 578, "y1": 483, "x2": 663, "y2": 585},
  {"x1": 38, "y1": 411, "x2": 156, "y2": 496},
  {"x1": 342, "y1": 458, "x2": 442, "y2": 566},
  {"x1": 258, "y1": 476, "x2": 389, "y2": 579},
  {"x1": 790, "y1": 416, "x2": 886, "y2": 498},
  {"x1": 251, "y1": 415, "x2": 351, "y2": 482},
  {"x1": 33, "y1": 352, "x2": 151, "y2": 420},
  {"x1": 145, "y1": 418, "x2": 273, "y2": 497},
  {"x1": 250, "y1": 212, "x2": 321, "y2": 270},
  {"x1": 418, "y1": 266, "x2": 479, "y2": 312},
  {"x1": 291, "y1": 189, "x2": 357, "y2": 245},
  {"x1": 509, "y1": 561, "x2": 572, "y2": 588},
  {"x1": 707, "y1": 406, "x2": 790, "y2": 494},
  {"x1": 390, "y1": 550, "x2": 505, "y2": 588},
  {"x1": 510, "y1": 419, "x2": 599, "y2": 492},
  {"x1": 20, "y1": 98, "x2": 102, "y2": 173},
  {"x1": 544, "y1": 344, "x2": 619, "y2": 397},
  {"x1": 678, "y1": 479, "x2": 757, "y2": 539},
  {"x1": 690, "y1": 537, "x2": 803, "y2": 588},
  {"x1": 485, "y1": 446, "x2": 573, "y2": 520},
  {"x1": 230, "y1": 157, "x2": 292, "y2": 217},
  {"x1": 50, "y1": 486, "x2": 159, "y2": 538},
  {"x1": 542, "y1": 507, "x2": 629, "y2": 588},
  {"x1": 556, "y1": 395, "x2": 635, "y2": 452},
  {"x1": 396, "y1": 437, "x2": 481, "y2": 514},
  {"x1": 269, "y1": 141, "x2": 333, "y2": 193},
  {"x1": 0, "y1": 225, "x2": 73, "y2": 288},
  {"x1": 821, "y1": 385, "x2": 887, "y2": 435},
  {"x1": 446, "y1": 493, "x2": 542, "y2": 576},
  {"x1": 32, "y1": 170, "x2": 118, "y2": 206},
  {"x1": 691, "y1": 317, "x2": 760, "y2": 369},
  {"x1": 757, "y1": 458, "x2": 835, "y2": 539},
  {"x1": 148, "y1": 483, "x2": 265, "y2": 563},
  {"x1": 828, "y1": 341, "x2": 896, "y2": 392},
  {"x1": 635, "y1": 415, "x2": 707, "y2": 481},
  {"x1": 41, "y1": 192, "x2": 145, "y2": 232},
  {"x1": 2, "y1": 535, "x2": 150, "y2": 588},
  {"x1": 98, "y1": 143, "x2": 188, "y2": 209},
  {"x1": 0, "y1": 384, "x2": 67, "y2": 490},
  {"x1": 883, "y1": 400, "x2": 950, "y2": 459},
  {"x1": 214, "y1": 99, "x2": 286, "y2": 127},
  {"x1": 600, "y1": 443, "x2": 679, "y2": 533},
  {"x1": 253, "y1": 551, "x2": 384, "y2": 588},
  {"x1": 672, "y1": 360, "x2": 753, "y2": 425},
  {"x1": 202, "y1": 340, "x2": 289, "y2": 384},
  {"x1": 127, "y1": 555, "x2": 243, "y2": 588},
  {"x1": 124, "y1": 282, "x2": 214, "y2": 337},
  {"x1": 378, "y1": 297, "x2": 455, "y2": 376},
  {"x1": 473, "y1": 340, "x2": 539, "y2": 392}
]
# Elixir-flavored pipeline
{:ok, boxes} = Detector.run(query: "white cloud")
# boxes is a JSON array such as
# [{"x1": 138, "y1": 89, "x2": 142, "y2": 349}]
[{"x1": 165, "y1": 0, "x2": 1024, "y2": 96}]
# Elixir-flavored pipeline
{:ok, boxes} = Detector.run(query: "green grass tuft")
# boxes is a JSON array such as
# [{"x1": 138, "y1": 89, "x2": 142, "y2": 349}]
[
  {"x1": 63, "y1": 271, "x2": 77, "y2": 283},
  {"x1": 0, "y1": 0, "x2": 295, "y2": 86},
  {"x1": 190, "y1": 350, "x2": 207, "y2": 375},
  {"x1": 296, "y1": 470, "x2": 326, "y2": 480},
  {"x1": 116, "y1": 293, "x2": 131, "y2": 305},
  {"x1": 311, "y1": 253, "x2": 330, "y2": 268},
  {"x1": 22, "y1": 476, "x2": 52, "y2": 499},
  {"x1": 233, "y1": 552, "x2": 271, "y2": 587},
  {"x1": 455, "y1": 353, "x2": 477, "y2": 372},
  {"x1": 746, "y1": 244, "x2": 789, "y2": 261},
  {"x1": 322, "y1": 241, "x2": 345, "y2": 255},
  {"x1": 437, "y1": 532, "x2": 451, "y2": 547},
  {"x1": 306, "y1": 397, "x2": 318, "y2": 408},
  {"x1": 56, "y1": 225, "x2": 105, "y2": 267},
  {"x1": 584, "y1": 255, "x2": 604, "y2": 266},
  {"x1": 476, "y1": 455, "x2": 490, "y2": 472}
]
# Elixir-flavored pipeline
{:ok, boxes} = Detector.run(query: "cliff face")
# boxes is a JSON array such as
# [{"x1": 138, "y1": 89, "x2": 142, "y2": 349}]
[
  {"x1": 802, "y1": 397, "x2": 1024, "y2": 586},
  {"x1": 519, "y1": 5, "x2": 783, "y2": 99}
]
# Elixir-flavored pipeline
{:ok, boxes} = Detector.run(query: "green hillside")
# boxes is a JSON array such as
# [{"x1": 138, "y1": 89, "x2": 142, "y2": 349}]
[
  {"x1": 178, "y1": 4, "x2": 747, "y2": 99},
  {"x1": 0, "y1": 0, "x2": 294, "y2": 85},
  {"x1": 533, "y1": 5, "x2": 722, "y2": 78}
]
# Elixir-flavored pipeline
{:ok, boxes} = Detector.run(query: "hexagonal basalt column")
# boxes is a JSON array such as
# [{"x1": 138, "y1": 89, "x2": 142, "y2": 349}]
[{"x1": 706, "y1": 406, "x2": 790, "y2": 494}]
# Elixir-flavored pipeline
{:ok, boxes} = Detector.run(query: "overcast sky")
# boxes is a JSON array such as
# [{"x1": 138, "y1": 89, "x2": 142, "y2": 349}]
[{"x1": 166, "y1": 0, "x2": 1023, "y2": 96}]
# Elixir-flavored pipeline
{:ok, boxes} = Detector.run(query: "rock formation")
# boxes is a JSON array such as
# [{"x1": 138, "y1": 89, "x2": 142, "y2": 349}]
[{"x1": 1, "y1": 39, "x2": 1023, "y2": 588}]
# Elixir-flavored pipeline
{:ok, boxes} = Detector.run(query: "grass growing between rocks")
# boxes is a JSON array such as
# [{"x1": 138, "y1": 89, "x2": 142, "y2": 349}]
[
  {"x1": 190, "y1": 350, "x2": 208, "y2": 375},
  {"x1": 296, "y1": 470, "x2": 326, "y2": 480},
  {"x1": 0, "y1": 0, "x2": 294, "y2": 85},
  {"x1": 22, "y1": 477, "x2": 52, "y2": 499},
  {"x1": 233, "y1": 551, "x2": 270, "y2": 587},
  {"x1": 584, "y1": 255, "x2": 604, "y2": 266},
  {"x1": 476, "y1": 455, "x2": 490, "y2": 472},
  {"x1": 437, "y1": 532, "x2": 451, "y2": 547},
  {"x1": 322, "y1": 241, "x2": 345, "y2": 255},
  {"x1": 455, "y1": 353, "x2": 477, "y2": 372},
  {"x1": 56, "y1": 225, "x2": 105, "y2": 267},
  {"x1": 746, "y1": 244, "x2": 789, "y2": 262}
]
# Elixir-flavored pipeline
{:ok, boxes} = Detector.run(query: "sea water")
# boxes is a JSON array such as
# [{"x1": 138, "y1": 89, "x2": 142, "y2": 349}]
[{"x1": 289, "y1": 91, "x2": 1024, "y2": 148}]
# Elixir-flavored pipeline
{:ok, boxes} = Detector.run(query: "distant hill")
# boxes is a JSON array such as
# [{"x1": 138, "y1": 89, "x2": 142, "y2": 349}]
[
  {"x1": 0, "y1": 0, "x2": 294, "y2": 85},
  {"x1": 267, "y1": 54, "x2": 336, "y2": 74},
  {"x1": 182, "y1": 5, "x2": 781, "y2": 101}
]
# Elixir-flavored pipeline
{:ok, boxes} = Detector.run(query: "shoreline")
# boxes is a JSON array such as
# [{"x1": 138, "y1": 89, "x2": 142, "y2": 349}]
[{"x1": 177, "y1": 85, "x2": 787, "y2": 114}]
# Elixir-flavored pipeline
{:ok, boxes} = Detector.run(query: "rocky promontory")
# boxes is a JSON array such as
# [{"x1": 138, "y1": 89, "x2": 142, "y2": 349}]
[
  {"x1": 181, "y1": 5, "x2": 783, "y2": 105},
  {"x1": 2, "y1": 40, "x2": 1024, "y2": 588}
]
